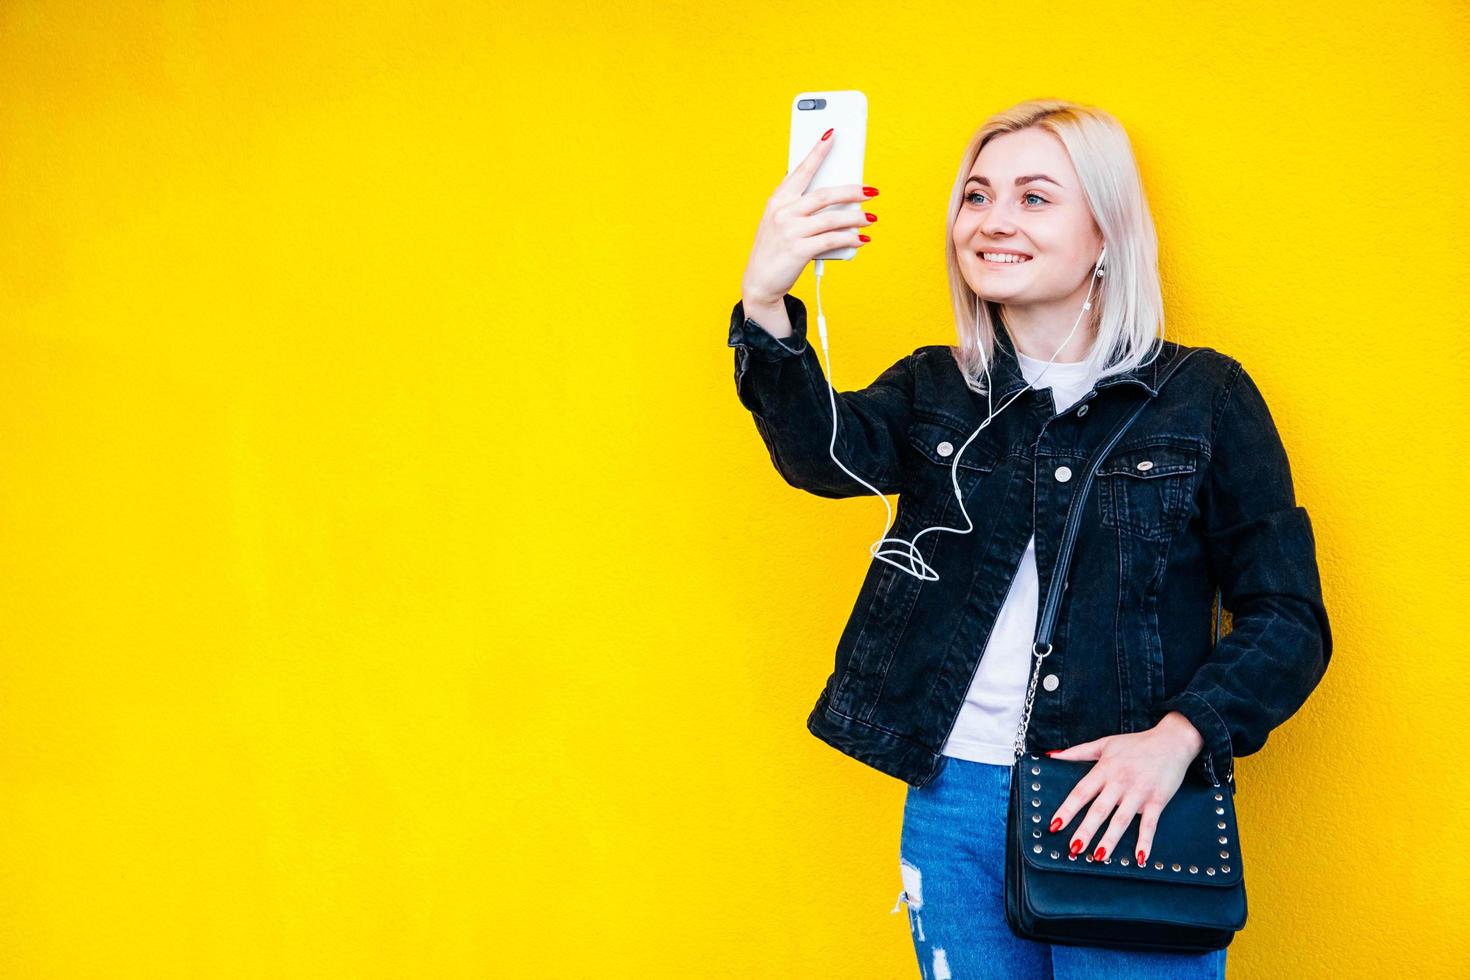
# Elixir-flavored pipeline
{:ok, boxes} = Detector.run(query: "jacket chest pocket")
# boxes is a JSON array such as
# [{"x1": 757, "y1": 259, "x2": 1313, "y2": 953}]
[
  {"x1": 1095, "y1": 442, "x2": 1201, "y2": 543},
  {"x1": 903, "y1": 418, "x2": 1000, "y2": 519}
]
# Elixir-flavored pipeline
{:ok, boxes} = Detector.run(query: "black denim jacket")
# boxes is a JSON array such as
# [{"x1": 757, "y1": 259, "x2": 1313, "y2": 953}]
[{"x1": 728, "y1": 292, "x2": 1332, "y2": 791}]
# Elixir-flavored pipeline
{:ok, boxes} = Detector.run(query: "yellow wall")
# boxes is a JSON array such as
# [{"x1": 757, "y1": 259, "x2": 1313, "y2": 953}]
[{"x1": 1, "y1": 1, "x2": 1466, "y2": 975}]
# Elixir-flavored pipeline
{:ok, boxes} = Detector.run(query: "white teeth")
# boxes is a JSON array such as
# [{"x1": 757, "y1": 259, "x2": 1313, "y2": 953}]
[{"x1": 981, "y1": 253, "x2": 1030, "y2": 263}]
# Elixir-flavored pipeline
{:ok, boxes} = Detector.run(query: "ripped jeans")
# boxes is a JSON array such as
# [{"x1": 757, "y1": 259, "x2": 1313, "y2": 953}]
[{"x1": 895, "y1": 757, "x2": 1228, "y2": 980}]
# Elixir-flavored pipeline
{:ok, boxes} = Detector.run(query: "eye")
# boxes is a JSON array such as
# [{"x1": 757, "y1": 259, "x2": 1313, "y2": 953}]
[{"x1": 964, "y1": 191, "x2": 1049, "y2": 206}]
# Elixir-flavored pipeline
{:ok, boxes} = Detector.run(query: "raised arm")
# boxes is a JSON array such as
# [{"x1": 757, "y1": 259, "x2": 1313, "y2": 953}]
[{"x1": 729, "y1": 292, "x2": 915, "y2": 499}]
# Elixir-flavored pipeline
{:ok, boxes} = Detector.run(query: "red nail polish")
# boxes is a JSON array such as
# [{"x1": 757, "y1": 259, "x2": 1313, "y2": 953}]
[
  {"x1": 1045, "y1": 751, "x2": 1056, "y2": 757},
  {"x1": 1049, "y1": 817, "x2": 1062, "y2": 833},
  {"x1": 821, "y1": 128, "x2": 833, "y2": 141},
  {"x1": 1070, "y1": 839, "x2": 1083, "y2": 856},
  {"x1": 1093, "y1": 846, "x2": 1106, "y2": 861},
  {"x1": 858, "y1": 235, "x2": 870, "y2": 243},
  {"x1": 863, "y1": 186, "x2": 879, "y2": 196},
  {"x1": 865, "y1": 212, "x2": 877, "y2": 222},
  {"x1": 1137, "y1": 850, "x2": 1146, "y2": 863}
]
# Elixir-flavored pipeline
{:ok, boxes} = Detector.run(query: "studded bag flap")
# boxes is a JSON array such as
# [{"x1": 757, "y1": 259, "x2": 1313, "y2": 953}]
[
  {"x1": 1007, "y1": 751, "x2": 1247, "y2": 953},
  {"x1": 1015, "y1": 755, "x2": 1241, "y2": 888}
]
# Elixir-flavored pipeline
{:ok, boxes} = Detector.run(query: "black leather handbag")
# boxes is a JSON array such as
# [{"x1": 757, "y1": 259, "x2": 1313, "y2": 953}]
[{"x1": 1004, "y1": 348, "x2": 1248, "y2": 953}]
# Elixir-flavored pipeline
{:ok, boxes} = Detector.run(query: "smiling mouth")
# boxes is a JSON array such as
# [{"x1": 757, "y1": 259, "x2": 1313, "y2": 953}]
[{"x1": 977, "y1": 252, "x2": 1033, "y2": 265}]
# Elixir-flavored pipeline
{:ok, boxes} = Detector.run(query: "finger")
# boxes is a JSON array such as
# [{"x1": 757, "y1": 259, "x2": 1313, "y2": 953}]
[
  {"x1": 791, "y1": 183, "x2": 877, "y2": 220},
  {"x1": 1048, "y1": 768, "x2": 1103, "y2": 836},
  {"x1": 1134, "y1": 803, "x2": 1162, "y2": 865},
  {"x1": 803, "y1": 229, "x2": 871, "y2": 255},
  {"x1": 802, "y1": 204, "x2": 877, "y2": 236},
  {"x1": 1048, "y1": 736, "x2": 1106, "y2": 761},
  {"x1": 779, "y1": 131, "x2": 836, "y2": 196},
  {"x1": 1093, "y1": 789, "x2": 1147, "y2": 862},
  {"x1": 1068, "y1": 784, "x2": 1123, "y2": 859},
  {"x1": 1050, "y1": 769, "x2": 1105, "y2": 842}
]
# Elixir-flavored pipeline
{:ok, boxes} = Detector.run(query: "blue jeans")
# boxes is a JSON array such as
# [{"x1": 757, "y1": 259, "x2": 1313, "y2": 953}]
[{"x1": 896, "y1": 757, "x2": 1228, "y2": 979}]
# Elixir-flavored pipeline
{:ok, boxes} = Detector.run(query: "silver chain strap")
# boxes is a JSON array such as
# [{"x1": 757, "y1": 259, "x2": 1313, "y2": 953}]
[{"x1": 1011, "y1": 641, "x2": 1051, "y2": 761}]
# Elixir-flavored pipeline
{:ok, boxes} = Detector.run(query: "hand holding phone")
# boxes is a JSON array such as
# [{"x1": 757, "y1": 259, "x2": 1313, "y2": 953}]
[
  {"x1": 787, "y1": 91, "x2": 869, "y2": 261},
  {"x1": 740, "y1": 92, "x2": 875, "y2": 308}
]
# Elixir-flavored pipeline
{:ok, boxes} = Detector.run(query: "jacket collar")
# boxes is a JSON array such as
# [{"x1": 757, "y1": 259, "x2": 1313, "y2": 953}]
[{"x1": 986, "y1": 315, "x2": 1177, "y2": 402}]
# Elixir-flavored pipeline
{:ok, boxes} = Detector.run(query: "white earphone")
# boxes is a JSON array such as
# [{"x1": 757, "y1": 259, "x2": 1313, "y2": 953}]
[{"x1": 810, "y1": 245, "x2": 1108, "y2": 581}]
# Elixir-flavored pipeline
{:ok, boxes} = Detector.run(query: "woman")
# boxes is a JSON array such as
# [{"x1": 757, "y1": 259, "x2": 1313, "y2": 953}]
[{"x1": 728, "y1": 100, "x2": 1331, "y2": 978}]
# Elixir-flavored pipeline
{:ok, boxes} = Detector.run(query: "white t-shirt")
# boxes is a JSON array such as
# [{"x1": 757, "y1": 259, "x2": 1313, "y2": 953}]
[{"x1": 939, "y1": 348, "x2": 1099, "y2": 765}]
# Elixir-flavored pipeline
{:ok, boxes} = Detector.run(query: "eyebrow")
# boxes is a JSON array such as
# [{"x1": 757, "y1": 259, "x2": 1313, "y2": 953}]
[{"x1": 966, "y1": 174, "x2": 1063, "y2": 188}]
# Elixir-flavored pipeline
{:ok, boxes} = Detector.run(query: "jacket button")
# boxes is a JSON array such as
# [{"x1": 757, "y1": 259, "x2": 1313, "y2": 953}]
[
  {"x1": 1076, "y1": 405, "x2": 1089, "y2": 417},
  {"x1": 937, "y1": 441, "x2": 954, "y2": 457},
  {"x1": 1042, "y1": 673, "x2": 1060, "y2": 691},
  {"x1": 1054, "y1": 465, "x2": 1072, "y2": 483},
  {"x1": 1136, "y1": 460, "x2": 1154, "y2": 471}
]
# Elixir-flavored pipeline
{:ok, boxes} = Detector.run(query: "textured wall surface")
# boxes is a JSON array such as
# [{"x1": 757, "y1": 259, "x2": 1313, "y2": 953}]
[{"x1": 1, "y1": 0, "x2": 1466, "y2": 976}]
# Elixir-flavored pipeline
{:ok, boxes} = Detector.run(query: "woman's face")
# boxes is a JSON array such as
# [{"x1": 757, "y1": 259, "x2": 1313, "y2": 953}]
[{"x1": 953, "y1": 127, "x2": 1104, "y2": 307}]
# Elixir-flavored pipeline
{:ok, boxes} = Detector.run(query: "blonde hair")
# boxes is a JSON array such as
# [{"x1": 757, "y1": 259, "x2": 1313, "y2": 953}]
[{"x1": 944, "y1": 99, "x2": 1166, "y2": 393}]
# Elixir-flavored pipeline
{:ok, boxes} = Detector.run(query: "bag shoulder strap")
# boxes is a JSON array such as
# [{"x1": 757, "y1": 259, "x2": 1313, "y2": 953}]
[
  {"x1": 1013, "y1": 346, "x2": 1200, "y2": 760},
  {"x1": 1033, "y1": 347, "x2": 1200, "y2": 648}
]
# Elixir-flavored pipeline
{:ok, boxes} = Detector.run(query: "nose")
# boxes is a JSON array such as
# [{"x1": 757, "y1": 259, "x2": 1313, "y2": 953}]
[{"x1": 980, "y1": 204, "x2": 1018, "y2": 239}]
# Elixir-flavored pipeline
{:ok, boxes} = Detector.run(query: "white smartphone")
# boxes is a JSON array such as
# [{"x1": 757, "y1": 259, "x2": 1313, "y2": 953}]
[{"x1": 788, "y1": 90, "x2": 868, "y2": 261}]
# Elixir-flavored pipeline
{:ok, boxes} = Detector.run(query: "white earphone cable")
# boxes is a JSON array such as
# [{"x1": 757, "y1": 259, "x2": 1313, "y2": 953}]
[{"x1": 812, "y1": 248, "x2": 1107, "y2": 581}]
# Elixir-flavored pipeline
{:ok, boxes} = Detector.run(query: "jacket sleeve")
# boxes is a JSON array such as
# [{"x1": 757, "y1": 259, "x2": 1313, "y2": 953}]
[
  {"x1": 728, "y1": 292, "x2": 916, "y2": 499},
  {"x1": 1151, "y1": 360, "x2": 1333, "y2": 787}
]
